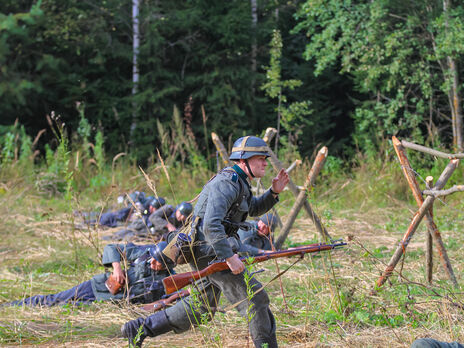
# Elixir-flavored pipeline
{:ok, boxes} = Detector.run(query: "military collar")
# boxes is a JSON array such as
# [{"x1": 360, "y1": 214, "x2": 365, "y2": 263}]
[{"x1": 232, "y1": 164, "x2": 251, "y2": 187}]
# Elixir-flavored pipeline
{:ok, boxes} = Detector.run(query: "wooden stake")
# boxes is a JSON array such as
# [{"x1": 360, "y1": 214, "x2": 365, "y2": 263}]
[
  {"x1": 263, "y1": 127, "x2": 277, "y2": 144},
  {"x1": 425, "y1": 176, "x2": 434, "y2": 284},
  {"x1": 275, "y1": 147, "x2": 328, "y2": 249},
  {"x1": 391, "y1": 137, "x2": 457, "y2": 286},
  {"x1": 377, "y1": 158, "x2": 459, "y2": 287},
  {"x1": 211, "y1": 132, "x2": 232, "y2": 167},
  {"x1": 423, "y1": 185, "x2": 464, "y2": 197},
  {"x1": 266, "y1": 145, "x2": 331, "y2": 240}
]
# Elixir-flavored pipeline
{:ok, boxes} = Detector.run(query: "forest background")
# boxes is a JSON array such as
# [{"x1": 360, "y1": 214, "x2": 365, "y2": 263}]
[
  {"x1": 2, "y1": 0, "x2": 464, "y2": 166},
  {"x1": 2, "y1": 1, "x2": 464, "y2": 347}
]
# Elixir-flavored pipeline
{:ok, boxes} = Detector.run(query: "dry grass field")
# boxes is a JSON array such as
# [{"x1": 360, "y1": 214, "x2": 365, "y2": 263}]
[{"x1": 1, "y1": 163, "x2": 464, "y2": 348}]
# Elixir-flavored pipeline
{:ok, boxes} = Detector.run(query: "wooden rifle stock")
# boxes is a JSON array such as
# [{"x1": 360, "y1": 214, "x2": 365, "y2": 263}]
[
  {"x1": 162, "y1": 241, "x2": 346, "y2": 294},
  {"x1": 141, "y1": 289, "x2": 190, "y2": 311}
]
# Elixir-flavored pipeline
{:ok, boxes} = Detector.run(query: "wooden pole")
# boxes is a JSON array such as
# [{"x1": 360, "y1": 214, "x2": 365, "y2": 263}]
[
  {"x1": 255, "y1": 128, "x2": 278, "y2": 197},
  {"x1": 263, "y1": 127, "x2": 277, "y2": 144},
  {"x1": 211, "y1": 132, "x2": 233, "y2": 167},
  {"x1": 376, "y1": 158, "x2": 459, "y2": 287},
  {"x1": 425, "y1": 176, "x2": 434, "y2": 284},
  {"x1": 266, "y1": 146, "x2": 331, "y2": 240},
  {"x1": 275, "y1": 147, "x2": 328, "y2": 249},
  {"x1": 392, "y1": 136, "x2": 457, "y2": 286}
]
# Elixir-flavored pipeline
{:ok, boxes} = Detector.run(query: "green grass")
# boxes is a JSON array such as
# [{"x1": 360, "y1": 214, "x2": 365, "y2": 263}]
[{"x1": 1, "y1": 151, "x2": 464, "y2": 347}]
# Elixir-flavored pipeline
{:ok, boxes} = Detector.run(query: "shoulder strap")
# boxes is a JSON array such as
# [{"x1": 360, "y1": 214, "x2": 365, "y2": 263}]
[{"x1": 221, "y1": 167, "x2": 246, "y2": 221}]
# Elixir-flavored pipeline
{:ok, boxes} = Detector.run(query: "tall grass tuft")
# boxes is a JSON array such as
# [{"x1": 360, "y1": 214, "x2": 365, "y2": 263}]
[{"x1": 37, "y1": 112, "x2": 73, "y2": 196}]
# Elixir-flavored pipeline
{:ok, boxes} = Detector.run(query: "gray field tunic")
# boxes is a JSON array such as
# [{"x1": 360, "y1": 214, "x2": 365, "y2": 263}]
[
  {"x1": 148, "y1": 205, "x2": 184, "y2": 237},
  {"x1": 90, "y1": 243, "x2": 171, "y2": 303},
  {"x1": 193, "y1": 165, "x2": 277, "y2": 261},
  {"x1": 238, "y1": 221, "x2": 274, "y2": 256},
  {"x1": 163, "y1": 165, "x2": 279, "y2": 347}
]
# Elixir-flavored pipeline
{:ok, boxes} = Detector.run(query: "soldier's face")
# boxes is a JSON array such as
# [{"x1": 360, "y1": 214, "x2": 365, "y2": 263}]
[
  {"x1": 150, "y1": 258, "x2": 165, "y2": 271},
  {"x1": 175, "y1": 210, "x2": 186, "y2": 222},
  {"x1": 247, "y1": 155, "x2": 268, "y2": 178},
  {"x1": 257, "y1": 220, "x2": 270, "y2": 236}
]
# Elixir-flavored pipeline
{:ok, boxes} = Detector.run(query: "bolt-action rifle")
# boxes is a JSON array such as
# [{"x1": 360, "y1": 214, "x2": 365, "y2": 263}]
[
  {"x1": 141, "y1": 289, "x2": 190, "y2": 311},
  {"x1": 162, "y1": 240, "x2": 346, "y2": 294}
]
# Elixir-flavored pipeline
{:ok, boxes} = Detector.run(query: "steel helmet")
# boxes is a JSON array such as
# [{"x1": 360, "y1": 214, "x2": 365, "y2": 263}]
[
  {"x1": 126, "y1": 191, "x2": 146, "y2": 206},
  {"x1": 177, "y1": 202, "x2": 193, "y2": 218},
  {"x1": 259, "y1": 213, "x2": 278, "y2": 231},
  {"x1": 149, "y1": 241, "x2": 175, "y2": 269},
  {"x1": 229, "y1": 136, "x2": 270, "y2": 160},
  {"x1": 150, "y1": 197, "x2": 166, "y2": 210}
]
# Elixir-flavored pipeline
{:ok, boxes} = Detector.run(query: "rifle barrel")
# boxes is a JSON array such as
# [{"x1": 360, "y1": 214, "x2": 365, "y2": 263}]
[{"x1": 162, "y1": 242, "x2": 346, "y2": 294}]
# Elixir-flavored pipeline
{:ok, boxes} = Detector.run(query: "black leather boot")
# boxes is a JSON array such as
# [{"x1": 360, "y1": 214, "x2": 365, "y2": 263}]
[
  {"x1": 121, "y1": 311, "x2": 172, "y2": 347},
  {"x1": 121, "y1": 317, "x2": 146, "y2": 348},
  {"x1": 253, "y1": 335, "x2": 278, "y2": 348}
]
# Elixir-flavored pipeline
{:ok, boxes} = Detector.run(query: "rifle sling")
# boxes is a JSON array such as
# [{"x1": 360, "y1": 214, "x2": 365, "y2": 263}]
[{"x1": 221, "y1": 256, "x2": 303, "y2": 313}]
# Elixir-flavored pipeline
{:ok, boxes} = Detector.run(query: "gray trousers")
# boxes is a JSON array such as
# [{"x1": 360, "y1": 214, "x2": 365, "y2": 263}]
[
  {"x1": 411, "y1": 339, "x2": 464, "y2": 348},
  {"x1": 164, "y1": 270, "x2": 276, "y2": 346}
]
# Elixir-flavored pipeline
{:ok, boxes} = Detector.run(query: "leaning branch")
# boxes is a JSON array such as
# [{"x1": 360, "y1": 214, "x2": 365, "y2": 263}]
[
  {"x1": 423, "y1": 185, "x2": 464, "y2": 197},
  {"x1": 401, "y1": 140, "x2": 464, "y2": 159}
]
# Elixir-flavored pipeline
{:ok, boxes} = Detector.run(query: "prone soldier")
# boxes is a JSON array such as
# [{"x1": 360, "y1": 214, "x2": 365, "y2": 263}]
[
  {"x1": 104, "y1": 197, "x2": 168, "y2": 241},
  {"x1": 238, "y1": 213, "x2": 278, "y2": 256},
  {"x1": 81, "y1": 191, "x2": 149, "y2": 228},
  {"x1": 5, "y1": 242, "x2": 175, "y2": 307},
  {"x1": 148, "y1": 201, "x2": 192, "y2": 239}
]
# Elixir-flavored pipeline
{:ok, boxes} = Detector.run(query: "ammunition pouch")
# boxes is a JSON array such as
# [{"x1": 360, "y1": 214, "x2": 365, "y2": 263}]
[
  {"x1": 222, "y1": 220, "x2": 253, "y2": 237},
  {"x1": 105, "y1": 274, "x2": 124, "y2": 295},
  {"x1": 162, "y1": 216, "x2": 199, "y2": 265}
]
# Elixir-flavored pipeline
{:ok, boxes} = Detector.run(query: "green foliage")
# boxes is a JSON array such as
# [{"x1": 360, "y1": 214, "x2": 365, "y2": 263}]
[
  {"x1": 94, "y1": 131, "x2": 105, "y2": 171},
  {"x1": 89, "y1": 130, "x2": 109, "y2": 189},
  {"x1": 0, "y1": 123, "x2": 34, "y2": 170},
  {"x1": 154, "y1": 105, "x2": 207, "y2": 174},
  {"x1": 76, "y1": 102, "x2": 91, "y2": 159},
  {"x1": 243, "y1": 257, "x2": 257, "y2": 321},
  {"x1": 0, "y1": 0, "x2": 356, "y2": 162},
  {"x1": 46, "y1": 121, "x2": 70, "y2": 180},
  {"x1": 18, "y1": 126, "x2": 33, "y2": 166},
  {"x1": 261, "y1": 29, "x2": 313, "y2": 149},
  {"x1": 0, "y1": 132, "x2": 15, "y2": 166},
  {"x1": 294, "y1": 0, "x2": 464, "y2": 155},
  {"x1": 323, "y1": 155, "x2": 344, "y2": 175},
  {"x1": 36, "y1": 115, "x2": 74, "y2": 196}
]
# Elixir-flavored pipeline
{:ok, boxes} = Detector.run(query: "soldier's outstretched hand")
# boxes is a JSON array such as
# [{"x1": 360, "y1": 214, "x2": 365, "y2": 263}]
[{"x1": 271, "y1": 168, "x2": 289, "y2": 194}]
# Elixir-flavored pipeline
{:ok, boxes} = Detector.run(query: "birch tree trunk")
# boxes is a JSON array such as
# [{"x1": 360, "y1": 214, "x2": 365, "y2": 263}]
[
  {"x1": 251, "y1": 0, "x2": 257, "y2": 76},
  {"x1": 131, "y1": 0, "x2": 140, "y2": 138}
]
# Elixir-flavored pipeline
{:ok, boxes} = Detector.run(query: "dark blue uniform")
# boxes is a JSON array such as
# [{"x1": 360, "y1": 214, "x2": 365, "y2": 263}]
[
  {"x1": 411, "y1": 339, "x2": 464, "y2": 348},
  {"x1": 7, "y1": 243, "x2": 171, "y2": 306},
  {"x1": 98, "y1": 207, "x2": 133, "y2": 227}
]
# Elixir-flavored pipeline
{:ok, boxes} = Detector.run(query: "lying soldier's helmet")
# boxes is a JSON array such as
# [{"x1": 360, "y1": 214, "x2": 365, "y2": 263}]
[
  {"x1": 126, "y1": 191, "x2": 146, "y2": 206},
  {"x1": 177, "y1": 202, "x2": 193, "y2": 218},
  {"x1": 150, "y1": 197, "x2": 166, "y2": 210},
  {"x1": 144, "y1": 195, "x2": 155, "y2": 205},
  {"x1": 229, "y1": 136, "x2": 270, "y2": 160},
  {"x1": 259, "y1": 213, "x2": 278, "y2": 231},
  {"x1": 149, "y1": 241, "x2": 175, "y2": 269}
]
